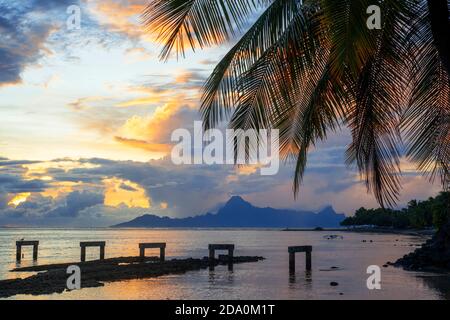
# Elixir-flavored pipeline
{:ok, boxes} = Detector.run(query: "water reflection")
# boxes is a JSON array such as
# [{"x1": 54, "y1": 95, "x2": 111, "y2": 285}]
[
  {"x1": 0, "y1": 229, "x2": 445, "y2": 299},
  {"x1": 420, "y1": 275, "x2": 450, "y2": 299},
  {"x1": 289, "y1": 270, "x2": 313, "y2": 287},
  {"x1": 209, "y1": 266, "x2": 235, "y2": 284}
]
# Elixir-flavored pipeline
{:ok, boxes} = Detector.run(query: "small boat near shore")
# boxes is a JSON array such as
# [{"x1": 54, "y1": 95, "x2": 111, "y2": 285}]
[{"x1": 323, "y1": 235, "x2": 344, "y2": 240}]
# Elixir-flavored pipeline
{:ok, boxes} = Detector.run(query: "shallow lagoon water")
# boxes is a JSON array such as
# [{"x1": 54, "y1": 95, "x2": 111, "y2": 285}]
[{"x1": 0, "y1": 228, "x2": 448, "y2": 300}]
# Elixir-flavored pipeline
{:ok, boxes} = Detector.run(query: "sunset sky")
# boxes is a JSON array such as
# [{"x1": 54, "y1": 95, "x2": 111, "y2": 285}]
[{"x1": 0, "y1": 0, "x2": 442, "y2": 227}]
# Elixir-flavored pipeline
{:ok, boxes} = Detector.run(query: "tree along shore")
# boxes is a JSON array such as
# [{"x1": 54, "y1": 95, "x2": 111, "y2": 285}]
[{"x1": 340, "y1": 192, "x2": 449, "y2": 230}]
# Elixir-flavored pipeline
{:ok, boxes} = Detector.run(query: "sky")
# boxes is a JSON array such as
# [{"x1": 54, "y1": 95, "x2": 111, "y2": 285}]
[{"x1": 0, "y1": 0, "x2": 443, "y2": 227}]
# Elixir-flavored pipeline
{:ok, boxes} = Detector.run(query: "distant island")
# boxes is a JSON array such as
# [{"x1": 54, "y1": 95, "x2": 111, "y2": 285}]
[{"x1": 112, "y1": 196, "x2": 346, "y2": 228}]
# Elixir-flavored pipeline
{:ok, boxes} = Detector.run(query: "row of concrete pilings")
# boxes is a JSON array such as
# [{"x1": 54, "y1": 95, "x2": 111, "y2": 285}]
[{"x1": 15, "y1": 240, "x2": 312, "y2": 273}]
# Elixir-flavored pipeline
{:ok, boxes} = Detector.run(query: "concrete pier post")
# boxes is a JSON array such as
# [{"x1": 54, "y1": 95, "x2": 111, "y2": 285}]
[
  {"x1": 80, "y1": 241, "x2": 106, "y2": 262},
  {"x1": 138, "y1": 243, "x2": 166, "y2": 262},
  {"x1": 228, "y1": 248, "x2": 234, "y2": 262},
  {"x1": 289, "y1": 252, "x2": 295, "y2": 273},
  {"x1": 306, "y1": 251, "x2": 312, "y2": 271},
  {"x1": 100, "y1": 245, "x2": 105, "y2": 260},
  {"x1": 160, "y1": 247, "x2": 165, "y2": 262},
  {"x1": 288, "y1": 246, "x2": 312, "y2": 273},
  {"x1": 208, "y1": 244, "x2": 235, "y2": 266},
  {"x1": 16, "y1": 241, "x2": 39, "y2": 262},
  {"x1": 16, "y1": 244, "x2": 21, "y2": 262},
  {"x1": 81, "y1": 246, "x2": 86, "y2": 262},
  {"x1": 33, "y1": 244, "x2": 38, "y2": 260}
]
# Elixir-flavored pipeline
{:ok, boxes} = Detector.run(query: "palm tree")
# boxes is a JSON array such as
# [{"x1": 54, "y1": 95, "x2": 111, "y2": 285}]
[{"x1": 142, "y1": 0, "x2": 449, "y2": 208}]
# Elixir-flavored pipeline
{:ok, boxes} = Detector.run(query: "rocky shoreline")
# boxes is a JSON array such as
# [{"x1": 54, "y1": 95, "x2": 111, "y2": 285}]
[
  {"x1": 395, "y1": 224, "x2": 450, "y2": 273},
  {"x1": 0, "y1": 255, "x2": 264, "y2": 298}
]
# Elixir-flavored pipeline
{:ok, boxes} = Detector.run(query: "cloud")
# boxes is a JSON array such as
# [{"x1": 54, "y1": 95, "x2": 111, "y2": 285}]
[
  {"x1": 104, "y1": 177, "x2": 150, "y2": 208},
  {"x1": 0, "y1": 139, "x2": 444, "y2": 227},
  {"x1": 67, "y1": 97, "x2": 101, "y2": 111},
  {"x1": 0, "y1": 193, "x2": 11, "y2": 210},
  {"x1": 114, "y1": 100, "x2": 200, "y2": 155},
  {"x1": 88, "y1": 0, "x2": 148, "y2": 40},
  {"x1": 0, "y1": 159, "x2": 41, "y2": 167},
  {"x1": 114, "y1": 136, "x2": 171, "y2": 154},
  {"x1": 30, "y1": 0, "x2": 79, "y2": 11},
  {"x1": 0, "y1": 20, "x2": 54, "y2": 85},
  {"x1": 119, "y1": 183, "x2": 138, "y2": 192},
  {"x1": 124, "y1": 46, "x2": 152, "y2": 63},
  {"x1": 48, "y1": 190, "x2": 104, "y2": 217},
  {"x1": 0, "y1": 174, "x2": 49, "y2": 194},
  {"x1": 0, "y1": 1, "x2": 84, "y2": 86},
  {"x1": 174, "y1": 71, "x2": 205, "y2": 86},
  {"x1": 0, "y1": 0, "x2": 123, "y2": 88}
]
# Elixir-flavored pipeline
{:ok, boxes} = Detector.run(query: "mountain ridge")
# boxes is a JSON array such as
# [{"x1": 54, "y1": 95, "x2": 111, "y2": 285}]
[{"x1": 111, "y1": 196, "x2": 346, "y2": 228}]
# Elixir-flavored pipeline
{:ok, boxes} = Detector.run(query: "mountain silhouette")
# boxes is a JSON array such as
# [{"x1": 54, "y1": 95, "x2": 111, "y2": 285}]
[{"x1": 112, "y1": 196, "x2": 345, "y2": 228}]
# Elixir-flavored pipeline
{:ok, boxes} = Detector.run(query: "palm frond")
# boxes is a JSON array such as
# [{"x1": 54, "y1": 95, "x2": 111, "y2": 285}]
[
  {"x1": 320, "y1": 0, "x2": 377, "y2": 78},
  {"x1": 426, "y1": 0, "x2": 450, "y2": 74},
  {"x1": 345, "y1": 1, "x2": 414, "y2": 207},
  {"x1": 290, "y1": 65, "x2": 349, "y2": 196},
  {"x1": 225, "y1": 5, "x2": 321, "y2": 162},
  {"x1": 402, "y1": 2, "x2": 450, "y2": 190},
  {"x1": 201, "y1": 0, "x2": 312, "y2": 130},
  {"x1": 142, "y1": 0, "x2": 272, "y2": 60},
  {"x1": 142, "y1": 0, "x2": 450, "y2": 207}
]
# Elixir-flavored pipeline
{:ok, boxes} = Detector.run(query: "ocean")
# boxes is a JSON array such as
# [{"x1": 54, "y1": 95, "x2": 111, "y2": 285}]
[{"x1": 0, "y1": 228, "x2": 448, "y2": 300}]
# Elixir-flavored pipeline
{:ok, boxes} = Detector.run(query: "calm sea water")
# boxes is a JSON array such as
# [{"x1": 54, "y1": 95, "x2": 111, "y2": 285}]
[{"x1": 0, "y1": 228, "x2": 448, "y2": 300}]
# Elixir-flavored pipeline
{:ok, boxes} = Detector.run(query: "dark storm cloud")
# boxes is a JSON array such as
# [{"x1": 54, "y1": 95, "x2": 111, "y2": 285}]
[
  {"x1": 0, "y1": 173, "x2": 49, "y2": 193},
  {"x1": 48, "y1": 191, "x2": 104, "y2": 218},
  {"x1": 0, "y1": 159, "x2": 41, "y2": 166}
]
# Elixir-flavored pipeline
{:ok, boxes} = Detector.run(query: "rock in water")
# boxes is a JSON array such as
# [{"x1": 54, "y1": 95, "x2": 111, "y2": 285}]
[{"x1": 330, "y1": 282, "x2": 339, "y2": 286}]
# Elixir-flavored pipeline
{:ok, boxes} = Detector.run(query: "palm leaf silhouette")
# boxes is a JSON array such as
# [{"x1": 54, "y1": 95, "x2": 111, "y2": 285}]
[{"x1": 143, "y1": 0, "x2": 450, "y2": 207}]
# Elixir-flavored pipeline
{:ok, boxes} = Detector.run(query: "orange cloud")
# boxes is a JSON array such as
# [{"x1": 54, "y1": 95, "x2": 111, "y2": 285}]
[
  {"x1": 116, "y1": 96, "x2": 163, "y2": 108},
  {"x1": 103, "y1": 177, "x2": 151, "y2": 208},
  {"x1": 114, "y1": 97, "x2": 199, "y2": 156},
  {"x1": 41, "y1": 181, "x2": 83, "y2": 199},
  {"x1": 89, "y1": 0, "x2": 154, "y2": 41},
  {"x1": 114, "y1": 136, "x2": 171, "y2": 154},
  {"x1": 175, "y1": 71, "x2": 195, "y2": 84},
  {"x1": 116, "y1": 85, "x2": 174, "y2": 108},
  {"x1": 160, "y1": 202, "x2": 168, "y2": 209},
  {"x1": 120, "y1": 97, "x2": 197, "y2": 134}
]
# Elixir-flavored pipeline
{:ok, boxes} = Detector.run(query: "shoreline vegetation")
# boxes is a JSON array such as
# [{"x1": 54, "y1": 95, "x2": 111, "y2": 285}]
[
  {"x1": 0, "y1": 255, "x2": 264, "y2": 298},
  {"x1": 340, "y1": 192, "x2": 449, "y2": 230}
]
